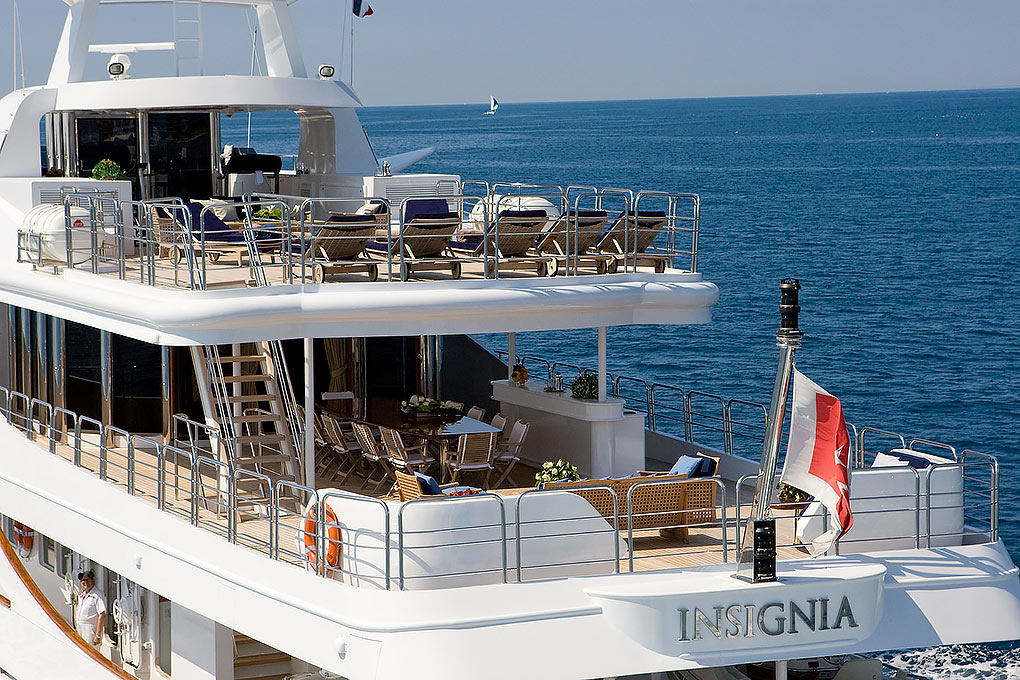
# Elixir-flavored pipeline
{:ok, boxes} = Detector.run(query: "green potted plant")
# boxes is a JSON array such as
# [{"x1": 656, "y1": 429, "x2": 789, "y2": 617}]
[
  {"x1": 535, "y1": 459, "x2": 580, "y2": 487},
  {"x1": 90, "y1": 159, "x2": 126, "y2": 181},
  {"x1": 569, "y1": 371, "x2": 598, "y2": 400},
  {"x1": 774, "y1": 483, "x2": 812, "y2": 510}
]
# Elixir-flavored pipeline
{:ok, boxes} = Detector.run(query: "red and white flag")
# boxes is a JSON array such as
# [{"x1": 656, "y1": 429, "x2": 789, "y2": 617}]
[
  {"x1": 352, "y1": 0, "x2": 373, "y2": 17},
  {"x1": 779, "y1": 369, "x2": 853, "y2": 555}
]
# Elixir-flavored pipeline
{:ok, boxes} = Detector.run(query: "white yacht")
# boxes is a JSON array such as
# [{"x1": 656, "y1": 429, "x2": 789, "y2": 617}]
[{"x1": 0, "y1": 2, "x2": 1017, "y2": 680}]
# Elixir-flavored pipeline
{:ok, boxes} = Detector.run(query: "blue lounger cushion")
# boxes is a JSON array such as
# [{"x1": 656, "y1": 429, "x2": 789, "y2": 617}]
[
  {"x1": 326, "y1": 213, "x2": 378, "y2": 224},
  {"x1": 186, "y1": 202, "x2": 242, "y2": 242},
  {"x1": 669, "y1": 455, "x2": 703, "y2": 477},
  {"x1": 414, "y1": 472, "x2": 444, "y2": 496}
]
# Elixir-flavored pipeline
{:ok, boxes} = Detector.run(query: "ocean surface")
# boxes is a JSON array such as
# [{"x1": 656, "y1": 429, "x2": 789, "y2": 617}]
[{"x1": 227, "y1": 89, "x2": 1020, "y2": 678}]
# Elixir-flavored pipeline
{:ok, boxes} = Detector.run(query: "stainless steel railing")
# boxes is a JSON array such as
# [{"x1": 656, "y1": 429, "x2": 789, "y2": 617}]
[
  {"x1": 25, "y1": 181, "x2": 700, "y2": 290},
  {"x1": 0, "y1": 384, "x2": 997, "y2": 591}
]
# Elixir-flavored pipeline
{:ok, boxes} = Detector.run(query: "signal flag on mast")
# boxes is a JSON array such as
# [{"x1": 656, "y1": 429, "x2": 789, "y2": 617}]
[
  {"x1": 353, "y1": 0, "x2": 373, "y2": 17},
  {"x1": 779, "y1": 369, "x2": 853, "y2": 556}
]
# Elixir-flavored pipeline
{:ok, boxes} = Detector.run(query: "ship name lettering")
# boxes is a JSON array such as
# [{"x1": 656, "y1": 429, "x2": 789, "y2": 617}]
[{"x1": 678, "y1": 596, "x2": 857, "y2": 643}]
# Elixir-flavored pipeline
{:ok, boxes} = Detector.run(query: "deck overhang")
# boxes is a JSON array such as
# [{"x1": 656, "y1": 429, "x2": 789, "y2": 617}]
[
  {"x1": 0, "y1": 266, "x2": 719, "y2": 344},
  {"x1": 52, "y1": 75, "x2": 362, "y2": 112}
]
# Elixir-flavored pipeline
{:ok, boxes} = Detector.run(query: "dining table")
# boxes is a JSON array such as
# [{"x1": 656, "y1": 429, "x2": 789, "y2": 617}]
[{"x1": 320, "y1": 396, "x2": 502, "y2": 482}]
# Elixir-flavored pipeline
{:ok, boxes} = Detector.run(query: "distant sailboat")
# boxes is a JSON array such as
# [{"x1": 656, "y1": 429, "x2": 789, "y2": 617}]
[{"x1": 483, "y1": 96, "x2": 498, "y2": 115}]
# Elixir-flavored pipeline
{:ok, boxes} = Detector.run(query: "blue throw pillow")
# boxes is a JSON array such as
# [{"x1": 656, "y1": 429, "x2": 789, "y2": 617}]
[
  {"x1": 414, "y1": 472, "x2": 443, "y2": 496},
  {"x1": 669, "y1": 455, "x2": 702, "y2": 477},
  {"x1": 892, "y1": 451, "x2": 931, "y2": 469},
  {"x1": 694, "y1": 456, "x2": 718, "y2": 477}
]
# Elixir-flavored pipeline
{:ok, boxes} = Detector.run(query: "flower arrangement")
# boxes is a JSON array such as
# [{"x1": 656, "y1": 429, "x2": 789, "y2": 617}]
[
  {"x1": 510, "y1": 363, "x2": 529, "y2": 386},
  {"x1": 90, "y1": 159, "x2": 126, "y2": 181},
  {"x1": 251, "y1": 206, "x2": 283, "y2": 220},
  {"x1": 570, "y1": 371, "x2": 599, "y2": 400},
  {"x1": 444, "y1": 487, "x2": 483, "y2": 497},
  {"x1": 535, "y1": 459, "x2": 581, "y2": 487},
  {"x1": 400, "y1": 395, "x2": 462, "y2": 418},
  {"x1": 777, "y1": 483, "x2": 811, "y2": 504}
]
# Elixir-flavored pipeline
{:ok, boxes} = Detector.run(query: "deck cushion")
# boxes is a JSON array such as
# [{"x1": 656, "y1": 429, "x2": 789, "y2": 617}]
[
  {"x1": 414, "y1": 472, "x2": 443, "y2": 496},
  {"x1": 668, "y1": 455, "x2": 702, "y2": 477}
]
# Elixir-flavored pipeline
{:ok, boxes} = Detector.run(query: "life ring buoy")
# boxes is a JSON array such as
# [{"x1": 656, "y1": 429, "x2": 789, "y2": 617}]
[
  {"x1": 303, "y1": 503, "x2": 341, "y2": 570},
  {"x1": 13, "y1": 522, "x2": 34, "y2": 556}
]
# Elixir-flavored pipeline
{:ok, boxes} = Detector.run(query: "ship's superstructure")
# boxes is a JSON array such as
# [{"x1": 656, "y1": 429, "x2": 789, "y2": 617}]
[{"x1": 0, "y1": 2, "x2": 1017, "y2": 680}]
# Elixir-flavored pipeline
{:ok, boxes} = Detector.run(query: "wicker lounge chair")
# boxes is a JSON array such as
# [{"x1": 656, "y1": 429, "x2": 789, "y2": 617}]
[
  {"x1": 544, "y1": 474, "x2": 702, "y2": 540},
  {"x1": 593, "y1": 210, "x2": 670, "y2": 273},
  {"x1": 449, "y1": 209, "x2": 556, "y2": 277},
  {"x1": 534, "y1": 210, "x2": 615, "y2": 274},
  {"x1": 309, "y1": 212, "x2": 383, "y2": 282}
]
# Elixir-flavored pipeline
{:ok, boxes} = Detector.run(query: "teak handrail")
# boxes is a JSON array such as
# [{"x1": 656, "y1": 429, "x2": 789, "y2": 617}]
[{"x1": 0, "y1": 528, "x2": 136, "y2": 679}]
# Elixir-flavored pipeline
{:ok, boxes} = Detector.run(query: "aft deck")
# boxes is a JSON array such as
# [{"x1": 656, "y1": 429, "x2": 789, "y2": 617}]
[
  {"x1": 1, "y1": 382, "x2": 997, "y2": 591},
  {"x1": 6, "y1": 403, "x2": 804, "y2": 585}
]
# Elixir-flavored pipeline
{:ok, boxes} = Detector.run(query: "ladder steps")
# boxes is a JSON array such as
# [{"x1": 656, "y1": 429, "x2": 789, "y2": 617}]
[
  {"x1": 226, "y1": 394, "x2": 274, "y2": 404},
  {"x1": 234, "y1": 434, "x2": 286, "y2": 446},
  {"x1": 235, "y1": 652, "x2": 291, "y2": 668},
  {"x1": 217, "y1": 355, "x2": 267, "y2": 363},
  {"x1": 222, "y1": 374, "x2": 271, "y2": 384},
  {"x1": 232, "y1": 414, "x2": 282, "y2": 424},
  {"x1": 235, "y1": 454, "x2": 291, "y2": 465}
]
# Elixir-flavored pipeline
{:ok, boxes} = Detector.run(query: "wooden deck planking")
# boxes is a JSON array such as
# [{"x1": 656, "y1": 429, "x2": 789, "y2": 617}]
[{"x1": 43, "y1": 436, "x2": 807, "y2": 575}]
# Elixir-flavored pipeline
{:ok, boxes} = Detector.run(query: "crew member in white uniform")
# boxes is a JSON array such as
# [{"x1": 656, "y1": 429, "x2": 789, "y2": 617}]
[{"x1": 75, "y1": 570, "x2": 106, "y2": 648}]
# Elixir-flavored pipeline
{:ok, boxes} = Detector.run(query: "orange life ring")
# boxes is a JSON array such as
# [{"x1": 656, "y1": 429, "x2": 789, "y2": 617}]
[
  {"x1": 303, "y1": 503, "x2": 341, "y2": 569},
  {"x1": 13, "y1": 522, "x2": 34, "y2": 554}
]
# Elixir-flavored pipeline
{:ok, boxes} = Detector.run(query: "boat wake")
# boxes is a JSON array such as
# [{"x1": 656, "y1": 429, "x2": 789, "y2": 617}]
[{"x1": 880, "y1": 642, "x2": 1020, "y2": 679}]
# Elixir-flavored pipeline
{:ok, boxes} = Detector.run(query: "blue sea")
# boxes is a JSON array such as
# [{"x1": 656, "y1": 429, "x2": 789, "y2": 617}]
[{"x1": 229, "y1": 89, "x2": 1020, "y2": 678}]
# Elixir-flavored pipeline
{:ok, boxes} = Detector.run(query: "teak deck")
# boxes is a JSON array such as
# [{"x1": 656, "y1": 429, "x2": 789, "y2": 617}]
[{"x1": 43, "y1": 435, "x2": 806, "y2": 580}]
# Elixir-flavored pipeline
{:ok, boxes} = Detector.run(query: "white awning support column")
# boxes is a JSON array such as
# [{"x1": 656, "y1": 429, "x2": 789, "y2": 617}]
[
  {"x1": 775, "y1": 660, "x2": 788, "y2": 680},
  {"x1": 507, "y1": 332, "x2": 516, "y2": 381},
  {"x1": 303, "y1": 337, "x2": 315, "y2": 489},
  {"x1": 597, "y1": 326, "x2": 607, "y2": 401}
]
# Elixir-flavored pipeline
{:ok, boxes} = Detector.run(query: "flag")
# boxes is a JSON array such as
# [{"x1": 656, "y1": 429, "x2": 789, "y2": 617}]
[
  {"x1": 353, "y1": 0, "x2": 373, "y2": 17},
  {"x1": 779, "y1": 368, "x2": 852, "y2": 556}
]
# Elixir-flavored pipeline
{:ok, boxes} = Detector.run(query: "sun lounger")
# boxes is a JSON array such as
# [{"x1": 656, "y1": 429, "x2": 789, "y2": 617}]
[
  {"x1": 534, "y1": 210, "x2": 616, "y2": 274},
  {"x1": 593, "y1": 210, "x2": 670, "y2": 272},
  {"x1": 179, "y1": 201, "x2": 264, "y2": 266},
  {"x1": 366, "y1": 199, "x2": 462, "y2": 280},
  {"x1": 449, "y1": 209, "x2": 556, "y2": 277},
  {"x1": 309, "y1": 213, "x2": 381, "y2": 282}
]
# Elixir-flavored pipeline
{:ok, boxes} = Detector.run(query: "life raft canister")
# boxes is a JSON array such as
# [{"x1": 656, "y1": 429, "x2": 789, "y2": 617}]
[
  {"x1": 13, "y1": 522, "x2": 34, "y2": 555},
  {"x1": 303, "y1": 503, "x2": 342, "y2": 569}
]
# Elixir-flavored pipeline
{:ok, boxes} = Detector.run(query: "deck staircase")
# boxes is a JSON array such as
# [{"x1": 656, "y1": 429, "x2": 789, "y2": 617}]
[
  {"x1": 191, "y1": 342, "x2": 304, "y2": 507},
  {"x1": 233, "y1": 632, "x2": 294, "y2": 680}
]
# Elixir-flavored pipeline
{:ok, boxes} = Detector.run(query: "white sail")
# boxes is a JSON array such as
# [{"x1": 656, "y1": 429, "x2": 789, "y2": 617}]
[{"x1": 484, "y1": 95, "x2": 498, "y2": 114}]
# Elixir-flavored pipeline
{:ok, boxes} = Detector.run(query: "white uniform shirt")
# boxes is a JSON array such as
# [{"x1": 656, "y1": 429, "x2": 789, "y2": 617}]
[{"x1": 76, "y1": 588, "x2": 106, "y2": 645}]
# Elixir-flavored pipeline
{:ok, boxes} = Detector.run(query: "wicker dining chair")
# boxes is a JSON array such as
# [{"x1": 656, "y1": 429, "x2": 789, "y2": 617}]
[
  {"x1": 449, "y1": 431, "x2": 497, "y2": 488},
  {"x1": 319, "y1": 415, "x2": 364, "y2": 485},
  {"x1": 466, "y1": 406, "x2": 485, "y2": 421},
  {"x1": 351, "y1": 422, "x2": 395, "y2": 493},
  {"x1": 379, "y1": 427, "x2": 435, "y2": 475},
  {"x1": 492, "y1": 420, "x2": 529, "y2": 488}
]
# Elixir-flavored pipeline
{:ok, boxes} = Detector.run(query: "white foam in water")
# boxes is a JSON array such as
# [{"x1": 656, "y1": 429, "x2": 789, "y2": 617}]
[{"x1": 879, "y1": 644, "x2": 1020, "y2": 679}]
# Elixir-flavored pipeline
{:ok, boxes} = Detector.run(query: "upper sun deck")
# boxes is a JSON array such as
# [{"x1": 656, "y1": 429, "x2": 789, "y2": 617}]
[{"x1": 6, "y1": 183, "x2": 717, "y2": 344}]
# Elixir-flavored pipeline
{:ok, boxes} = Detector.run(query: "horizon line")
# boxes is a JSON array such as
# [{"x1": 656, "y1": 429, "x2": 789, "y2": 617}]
[{"x1": 360, "y1": 85, "x2": 1020, "y2": 109}]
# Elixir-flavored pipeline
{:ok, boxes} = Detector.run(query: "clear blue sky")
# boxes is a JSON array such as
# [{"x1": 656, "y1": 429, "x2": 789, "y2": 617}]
[{"x1": 2, "y1": 0, "x2": 1019, "y2": 106}]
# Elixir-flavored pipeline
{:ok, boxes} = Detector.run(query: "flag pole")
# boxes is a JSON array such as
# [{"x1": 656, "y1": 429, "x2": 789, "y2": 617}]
[{"x1": 737, "y1": 278, "x2": 802, "y2": 573}]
